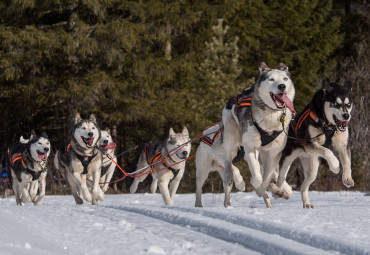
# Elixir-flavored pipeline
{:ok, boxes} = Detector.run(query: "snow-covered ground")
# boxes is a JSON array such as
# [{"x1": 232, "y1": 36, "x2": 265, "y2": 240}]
[{"x1": 0, "y1": 191, "x2": 369, "y2": 255}]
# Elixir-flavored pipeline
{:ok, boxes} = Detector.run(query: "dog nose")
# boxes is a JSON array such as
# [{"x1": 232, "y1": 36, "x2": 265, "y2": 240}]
[
  {"x1": 103, "y1": 140, "x2": 108, "y2": 144},
  {"x1": 278, "y1": 84, "x2": 286, "y2": 91},
  {"x1": 182, "y1": 151, "x2": 188, "y2": 157},
  {"x1": 88, "y1": 132, "x2": 93, "y2": 137},
  {"x1": 342, "y1": 113, "x2": 350, "y2": 120},
  {"x1": 44, "y1": 147, "x2": 49, "y2": 152}
]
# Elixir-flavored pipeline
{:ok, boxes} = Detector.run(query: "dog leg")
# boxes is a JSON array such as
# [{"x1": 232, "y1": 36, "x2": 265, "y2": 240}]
[
  {"x1": 195, "y1": 155, "x2": 213, "y2": 207},
  {"x1": 256, "y1": 152, "x2": 281, "y2": 198},
  {"x1": 130, "y1": 174, "x2": 148, "y2": 194},
  {"x1": 73, "y1": 172, "x2": 92, "y2": 203},
  {"x1": 34, "y1": 176, "x2": 46, "y2": 206},
  {"x1": 304, "y1": 142, "x2": 340, "y2": 174},
  {"x1": 91, "y1": 169, "x2": 103, "y2": 205},
  {"x1": 244, "y1": 148, "x2": 262, "y2": 189},
  {"x1": 231, "y1": 165, "x2": 245, "y2": 191},
  {"x1": 263, "y1": 193, "x2": 273, "y2": 208},
  {"x1": 158, "y1": 179, "x2": 172, "y2": 205},
  {"x1": 169, "y1": 176, "x2": 182, "y2": 204},
  {"x1": 66, "y1": 171, "x2": 83, "y2": 204},
  {"x1": 12, "y1": 179, "x2": 22, "y2": 206},
  {"x1": 20, "y1": 184, "x2": 32, "y2": 204},
  {"x1": 338, "y1": 147, "x2": 354, "y2": 188},
  {"x1": 300, "y1": 156, "x2": 319, "y2": 208},
  {"x1": 101, "y1": 164, "x2": 116, "y2": 192},
  {"x1": 29, "y1": 181, "x2": 38, "y2": 202},
  {"x1": 150, "y1": 175, "x2": 158, "y2": 194}
]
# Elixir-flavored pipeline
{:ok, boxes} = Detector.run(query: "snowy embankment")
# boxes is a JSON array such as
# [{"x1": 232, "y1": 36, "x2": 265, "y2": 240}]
[{"x1": 0, "y1": 191, "x2": 369, "y2": 255}]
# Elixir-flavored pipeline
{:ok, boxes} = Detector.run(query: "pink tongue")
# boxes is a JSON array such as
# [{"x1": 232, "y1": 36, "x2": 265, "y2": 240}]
[
  {"x1": 278, "y1": 94, "x2": 295, "y2": 114},
  {"x1": 86, "y1": 138, "x2": 94, "y2": 144},
  {"x1": 38, "y1": 154, "x2": 46, "y2": 160},
  {"x1": 105, "y1": 142, "x2": 116, "y2": 150}
]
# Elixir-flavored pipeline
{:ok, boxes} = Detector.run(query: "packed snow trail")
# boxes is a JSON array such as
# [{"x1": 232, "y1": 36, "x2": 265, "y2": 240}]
[{"x1": 0, "y1": 191, "x2": 369, "y2": 254}]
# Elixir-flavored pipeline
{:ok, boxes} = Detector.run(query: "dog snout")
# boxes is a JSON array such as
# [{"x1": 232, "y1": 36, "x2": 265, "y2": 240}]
[
  {"x1": 343, "y1": 113, "x2": 350, "y2": 120},
  {"x1": 103, "y1": 139, "x2": 108, "y2": 144},
  {"x1": 182, "y1": 151, "x2": 188, "y2": 157},
  {"x1": 44, "y1": 147, "x2": 49, "y2": 152},
  {"x1": 88, "y1": 132, "x2": 94, "y2": 137},
  {"x1": 278, "y1": 84, "x2": 286, "y2": 91}
]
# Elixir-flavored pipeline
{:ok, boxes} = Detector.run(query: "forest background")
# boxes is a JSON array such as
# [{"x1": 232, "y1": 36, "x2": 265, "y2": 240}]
[{"x1": 0, "y1": 0, "x2": 369, "y2": 195}]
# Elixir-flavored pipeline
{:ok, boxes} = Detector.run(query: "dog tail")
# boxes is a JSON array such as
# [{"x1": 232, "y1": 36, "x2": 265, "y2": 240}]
[{"x1": 19, "y1": 136, "x2": 29, "y2": 144}]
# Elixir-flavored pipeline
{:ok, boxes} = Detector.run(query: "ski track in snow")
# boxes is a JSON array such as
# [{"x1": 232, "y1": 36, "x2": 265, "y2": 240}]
[{"x1": 0, "y1": 191, "x2": 369, "y2": 255}]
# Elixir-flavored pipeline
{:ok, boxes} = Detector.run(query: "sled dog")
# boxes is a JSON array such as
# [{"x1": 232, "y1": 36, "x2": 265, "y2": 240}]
[
  {"x1": 7, "y1": 130, "x2": 51, "y2": 206},
  {"x1": 54, "y1": 113, "x2": 103, "y2": 205},
  {"x1": 130, "y1": 127, "x2": 191, "y2": 206},
  {"x1": 195, "y1": 123, "x2": 293, "y2": 208},
  {"x1": 96, "y1": 130, "x2": 116, "y2": 192},
  {"x1": 277, "y1": 80, "x2": 354, "y2": 208},
  {"x1": 221, "y1": 62, "x2": 296, "y2": 207}
]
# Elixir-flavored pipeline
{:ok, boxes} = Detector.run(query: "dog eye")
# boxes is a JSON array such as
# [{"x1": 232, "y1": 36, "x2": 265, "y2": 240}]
[
  {"x1": 92, "y1": 127, "x2": 96, "y2": 129},
  {"x1": 82, "y1": 127, "x2": 86, "y2": 130},
  {"x1": 38, "y1": 142, "x2": 42, "y2": 145},
  {"x1": 284, "y1": 77, "x2": 288, "y2": 81},
  {"x1": 347, "y1": 103, "x2": 351, "y2": 107},
  {"x1": 268, "y1": 78, "x2": 274, "y2": 81}
]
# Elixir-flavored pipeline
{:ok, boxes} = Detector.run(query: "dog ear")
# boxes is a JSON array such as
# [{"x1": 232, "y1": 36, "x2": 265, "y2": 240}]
[
  {"x1": 169, "y1": 127, "x2": 175, "y2": 138},
  {"x1": 106, "y1": 129, "x2": 111, "y2": 135},
  {"x1": 321, "y1": 79, "x2": 333, "y2": 93},
  {"x1": 259, "y1": 62, "x2": 271, "y2": 74},
  {"x1": 182, "y1": 126, "x2": 189, "y2": 136},
  {"x1": 344, "y1": 80, "x2": 352, "y2": 91},
  {"x1": 41, "y1": 131, "x2": 48, "y2": 138},
  {"x1": 75, "y1": 113, "x2": 82, "y2": 124},
  {"x1": 277, "y1": 63, "x2": 289, "y2": 72},
  {"x1": 89, "y1": 114, "x2": 97, "y2": 123},
  {"x1": 30, "y1": 130, "x2": 36, "y2": 139}
]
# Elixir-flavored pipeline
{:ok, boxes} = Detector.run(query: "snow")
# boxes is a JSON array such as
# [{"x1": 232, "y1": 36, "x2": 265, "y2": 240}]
[{"x1": 0, "y1": 191, "x2": 369, "y2": 255}]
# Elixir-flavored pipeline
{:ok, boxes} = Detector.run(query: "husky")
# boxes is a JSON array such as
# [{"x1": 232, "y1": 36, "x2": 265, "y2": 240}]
[
  {"x1": 54, "y1": 113, "x2": 103, "y2": 205},
  {"x1": 7, "y1": 130, "x2": 51, "y2": 206},
  {"x1": 195, "y1": 123, "x2": 293, "y2": 208},
  {"x1": 221, "y1": 62, "x2": 296, "y2": 207},
  {"x1": 96, "y1": 130, "x2": 116, "y2": 192},
  {"x1": 276, "y1": 80, "x2": 354, "y2": 208},
  {"x1": 130, "y1": 127, "x2": 191, "y2": 206}
]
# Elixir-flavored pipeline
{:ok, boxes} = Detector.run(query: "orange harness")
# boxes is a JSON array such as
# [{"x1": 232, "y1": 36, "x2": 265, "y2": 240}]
[
  {"x1": 291, "y1": 107, "x2": 318, "y2": 134},
  {"x1": 9, "y1": 152, "x2": 26, "y2": 168},
  {"x1": 201, "y1": 131, "x2": 221, "y2": 147}
]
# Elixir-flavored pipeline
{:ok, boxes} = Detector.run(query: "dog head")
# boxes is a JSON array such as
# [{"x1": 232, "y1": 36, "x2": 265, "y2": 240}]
[
  {"x1": 167, "y1": 127, "x2": 191, "y2": 160},
  {"x1": 73, "y1": 113, "x2": 101, "y2": 149},
  {"x1": 256, "y1": 62, "x2": 295, "y2": 114},
  {"x1": 100, "y1": 130, "x2": 116, "y2": 152},
  {"x1": 25, "y1": 130, "x2": 51, "y2": 162},
  {"x1": 322, "y1": 80, "x2": 353, "y2": 132}
]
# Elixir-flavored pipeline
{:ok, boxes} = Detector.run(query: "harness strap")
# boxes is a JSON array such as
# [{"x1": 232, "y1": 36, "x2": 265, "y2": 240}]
[
  {"x1": 200, "y1": 131, "x2": 221, "y2": 147},
  {"x1": 8, "y1": 150, "x2": 45, "y2": 181},
  {"x1": 66, "y1": 143, "x2": 98, "y2": 175},
  {"x1": 236, "y1": 96, "x2": 252, "y2": 108},
  {"x1": 101, "y1": 162, "x2": 113, "y2": 176}
]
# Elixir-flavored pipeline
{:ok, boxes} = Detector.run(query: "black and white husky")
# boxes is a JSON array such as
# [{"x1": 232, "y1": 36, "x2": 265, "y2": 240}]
[
  {"x1": 130, "y1": 127, "x2": 191, "y2": 206},
  {"x1": 97, "y1": 130, "x2": 116, "y2": 192},
  {"x1": 54, "y1": 113, "x2": 103, "y2": 205},
  {"x1": 221, "y1": 62, "x2": 296, "y2": 207},
  {"x1": 277, "y1": 80, "x2": 354, "y2": 208},
  {"x1": 7, "y1": 130, "x2": 51, "y2": 206}
]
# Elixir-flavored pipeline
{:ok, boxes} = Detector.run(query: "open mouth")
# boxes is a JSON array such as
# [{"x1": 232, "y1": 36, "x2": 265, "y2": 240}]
[
  {"x1": 333, "y1": 115, "x2": 349, "y2": 132},
  {"x1": 101, "y1": 142, "x2": 116, "y2": 151},
  {"x1": 270, "y1": 92, "x2": 296, "y2": 114},
  {"x1": 36, "y1": 150, "x2": 47, "y2": 161},
  {"x1": 82, "y1": 136, "x2": 95, "y2": 147}
]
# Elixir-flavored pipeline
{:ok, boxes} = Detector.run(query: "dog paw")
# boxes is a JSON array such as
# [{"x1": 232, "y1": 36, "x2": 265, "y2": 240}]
[
  {"x1": 235, "y1": 180, "x2": 246, "y2": 191},
  {"x1": 303, "y1": 203, "x2": 314, "y2": 209},
  {"x1": 255, "y1": 187, "x2": 266, "y2": 197},
  {"x1": 273, "y1": 189, "x2": 291, "y2": 200},
  {"x1": 195, "y1": 203, "x2": 203, "y2": 208},
  {"x1": 342, "y1": 176, "x2": 355, "y2": 188},
  {"x1": 92, "y1": 199, "x2": 99, "y2": 206},
  {"x1": 224, "y1": 201, "x2": 231, "y2": 207},
  {"x1": 329, "y1": 157, "x2": 340, "y2": 174}
]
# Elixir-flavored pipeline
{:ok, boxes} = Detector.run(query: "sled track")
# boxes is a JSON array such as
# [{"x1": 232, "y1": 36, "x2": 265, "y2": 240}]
[{"x1": 102, "y1": 204, "x2": 336, "y2": 255}]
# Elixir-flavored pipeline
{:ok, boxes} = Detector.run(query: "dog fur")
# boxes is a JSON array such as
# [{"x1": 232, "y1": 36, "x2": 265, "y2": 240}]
[
  {"x1": 97, "y1": 130, "x2": 117, "y2": 192},
  {"x1": 277, "y1": 80, "x2": 354, "y2": 208},
  {"x1": 221, "y1": 62, "x2": 296, "y2": 207},
  {"x1": 7, "y1": 130, "x2": 51, "y2": 206},
  {"x1": 54, "y1": 113, "x2": 104, "y2": 205},
  {"x1": 130, "y1": 127, "x2": 191, "y2": 206}
]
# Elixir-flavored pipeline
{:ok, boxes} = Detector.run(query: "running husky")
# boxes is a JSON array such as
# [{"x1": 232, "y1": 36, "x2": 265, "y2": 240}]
[
  {"x1": 195, "y1": 123, "x2": 293, "y2": 208},
  {"x1": 54, "y1": 113, "x2": 103, "y2": 205},
  {"x1": 97, "y1": 130, "x2": 116, "y2": 192},
  {"x1": 276, "y1": 80, "x2": 354, "y2": 208},
  {"x1": 222, "y1": 62, "x2": 296, "y2": 207},
  {"x1": 130, "y1": 127, "x2": 191, "y2": 206},
  {"x1": 7, "y1": 130, "x2": 51, "y2": 206}
]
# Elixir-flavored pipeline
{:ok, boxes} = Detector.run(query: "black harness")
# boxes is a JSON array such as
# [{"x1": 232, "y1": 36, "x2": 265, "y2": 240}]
[
  {"x1": 65, "y1": 143, "x2": 98, "y2": 175},
  {"x1": 101, "y1": 162, "x2": 113, "y2": 176},
  {"x1": 144, "y1": 143, "x2": 180, "y2": 182}
]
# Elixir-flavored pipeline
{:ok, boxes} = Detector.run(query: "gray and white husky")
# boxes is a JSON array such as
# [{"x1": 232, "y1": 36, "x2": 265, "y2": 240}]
[
  {"x1": 7, "y1": 130, "x2": 51, "y2": 206},
  {"x1": 195, "y1": 123, "x2": 293, "y2": 208},
  {"x1": 97, "y1": 130, "x2": 116, "y2": 192},
  {"x1": 276, "y1": 80, "x2": 354, "y2": 208},
  {"x1": 221, "y1": 62, "x2": 296, "y2": 207},
  {"x1": 54, "y1": 113, "x2": 103, "y2": 205},
  {"x1": 130, "y1": 127, "x2": 191, "y2": 206}
]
